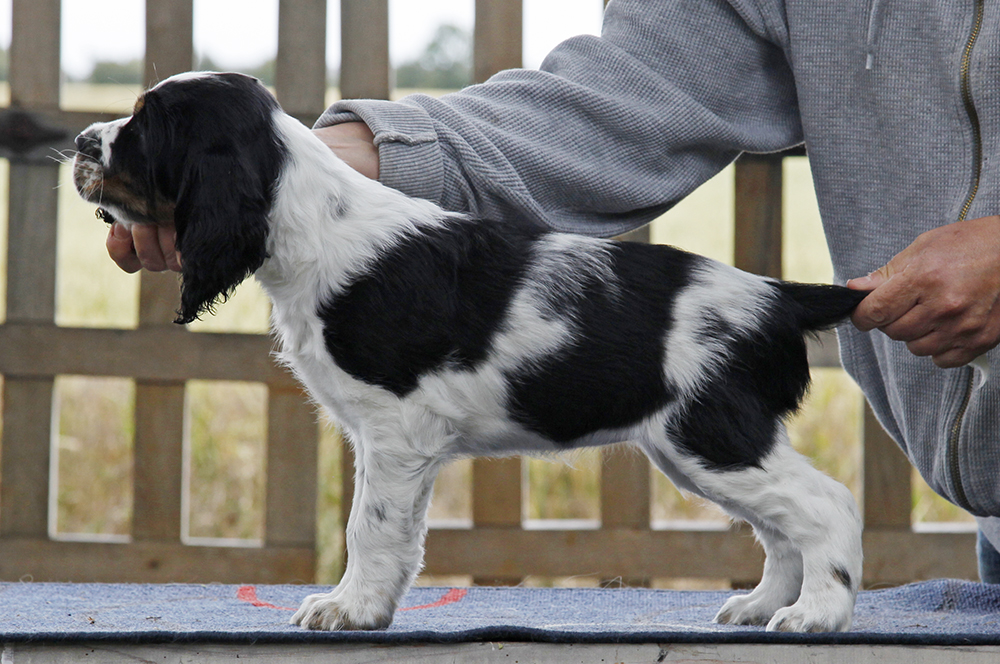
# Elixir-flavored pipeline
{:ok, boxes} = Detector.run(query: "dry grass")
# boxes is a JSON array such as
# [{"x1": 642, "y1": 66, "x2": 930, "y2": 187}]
[{"x1": 0, "y1": 84, "x2": 972, "y2": 588}]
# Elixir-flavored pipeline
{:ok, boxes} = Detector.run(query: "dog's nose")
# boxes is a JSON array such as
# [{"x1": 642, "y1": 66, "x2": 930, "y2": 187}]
[{"x1": 75, "y1": 132, "x2": 101, "y2": 159}]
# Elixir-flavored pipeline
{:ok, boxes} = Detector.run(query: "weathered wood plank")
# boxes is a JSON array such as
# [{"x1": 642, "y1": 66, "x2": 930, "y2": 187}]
[
  {"x1": 600, "y1": 446, "x2": 650, "y2": 529},
  {"x1": 8, "y1": 642, "x2": 1000, "y2": 664},
  {"x1": 734, "y1": 154, "x2": 783, "y2": 279},
  {"x1": 862, "y1": 403, "x2": 912, "y2": 530},
  {"x1": 472, "y1": 457, "x2": 523, "y2": 585},
  {"x1": 340, "y1": 0, "x2": 390, "y2": 100},
  {"x1": 0, "y1": 538, "x2": 314, "y2": 583},
  {"x1": 6, "y1": 163, "x2": 58, "y2": 322},
  {"x1": 9, "y1": 0, "x2": 60, "y2": 108},
  {"x1": 276, "y1": 0, "x2": 327, "y2": 118},
  {"x1": 144, "y1": 0, "x2": 193, "y2": 86},
  {"x1": 266, "y1": 385, "x2": 319, "y2": 549},
  {"x1": 427, "y1": 525, "x2": 763, "y2": 580},
  {"x1": 131, "y1": 383, "x2": 185, "y2": 541},
  {"x1": 0, "y1": 324, "x2": 295, "y2": 387},
  {"x1": 423, "y1": 526, "x2": 978, "y2": 584},
  {"x1": 0, "y1": 378, "x2": 53, "y2": 537},
  {"x1": 474, "y1": 0, "x2": 523, "y2": 83}
]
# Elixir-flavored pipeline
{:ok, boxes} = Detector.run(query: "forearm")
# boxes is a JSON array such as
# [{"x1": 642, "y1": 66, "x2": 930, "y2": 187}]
[{"x1": 315, "y1": 0, "x2": 804, "y2": 236}]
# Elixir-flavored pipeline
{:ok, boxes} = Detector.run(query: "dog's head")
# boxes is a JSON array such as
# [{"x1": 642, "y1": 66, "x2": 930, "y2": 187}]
[{"x1": 73, "y1": 72, "x2": 286, "y2": 324}]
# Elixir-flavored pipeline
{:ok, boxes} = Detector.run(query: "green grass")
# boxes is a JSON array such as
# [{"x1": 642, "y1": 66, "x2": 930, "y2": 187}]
[{"x1": 0, "y1": 84, "x2": 972, "y2": 589}]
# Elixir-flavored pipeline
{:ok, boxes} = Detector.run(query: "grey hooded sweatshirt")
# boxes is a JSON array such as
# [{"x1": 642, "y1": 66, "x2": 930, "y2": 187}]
[{"x1": 317, "y1": 0, "x2": 1000, "y2": 536}]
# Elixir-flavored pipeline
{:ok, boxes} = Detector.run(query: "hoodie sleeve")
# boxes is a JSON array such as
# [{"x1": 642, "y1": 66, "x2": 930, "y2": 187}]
[{"x1": 316, "y1": 0, "x2": 801, "y2": 237}]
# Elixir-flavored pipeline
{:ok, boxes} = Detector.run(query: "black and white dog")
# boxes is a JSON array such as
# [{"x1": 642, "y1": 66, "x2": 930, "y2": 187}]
[{"x1": 73, "y1": 72, "x2": 867, "y2": 633}]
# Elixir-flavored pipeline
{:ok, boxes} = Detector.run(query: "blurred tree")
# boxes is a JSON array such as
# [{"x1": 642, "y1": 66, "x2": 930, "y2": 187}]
[
  {"x1": 395, "y1": 24, "x2": 471, "y2": 90},
  {"x1": 87, "y1": 59, "x2": 143, "y2": 84},
  {"x1": 0, "y1": 47, "x2": 8, "y2": 81}
]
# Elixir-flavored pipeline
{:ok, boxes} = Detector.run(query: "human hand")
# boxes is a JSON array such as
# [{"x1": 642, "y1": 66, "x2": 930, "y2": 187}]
[
  {"x1": 848, "y1": 215, "x2": 1000, "y2": 368},
  {"x1": 312, "y1": 122, "x2": 379, "y2": 180},
  {"x1": 107, "y1": 220, "x2": 182, "y2": 273}
]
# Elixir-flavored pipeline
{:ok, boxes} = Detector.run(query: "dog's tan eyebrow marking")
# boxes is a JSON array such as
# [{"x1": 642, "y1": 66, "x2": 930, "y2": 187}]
[{"x1": 133, "y1": 92, "x2": 146, "y2": 114}]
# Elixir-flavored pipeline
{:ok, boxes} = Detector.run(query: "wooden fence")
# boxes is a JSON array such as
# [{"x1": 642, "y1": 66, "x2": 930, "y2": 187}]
[{"x1": 0, "y1": 0, "x2": 977, "y2": 588}]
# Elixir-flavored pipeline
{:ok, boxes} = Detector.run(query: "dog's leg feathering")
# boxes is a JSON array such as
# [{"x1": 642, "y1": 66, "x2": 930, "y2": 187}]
[
  {"x1": 714, "y1": 525, "x2": 803, "y2": 626},
  {"x1": 704, "y1": 428, "x2": 862, "y2": 632},
  {"x1": 291, "y1": 439, "x2": 442, "y2": 630}
]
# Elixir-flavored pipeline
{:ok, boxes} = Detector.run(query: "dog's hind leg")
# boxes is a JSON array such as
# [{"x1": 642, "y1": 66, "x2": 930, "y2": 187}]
[
  {"x1": 713, "y1": 524, "x2": 803, "y2": 626},
  {"x1": 694, "y1": 426, "x2": 862, "y2": 632},
  {"x1": 291, "y1": 433, "x2": 442, "y2": 630}
]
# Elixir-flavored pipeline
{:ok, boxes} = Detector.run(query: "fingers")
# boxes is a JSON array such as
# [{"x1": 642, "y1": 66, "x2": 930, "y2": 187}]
[
  {"x1": 846, "y1": 216, "x2": 1000, "y2": 367},
  {"x1": 106, "y1": 222, "x2": 181, "y2": 273},
  {"x1": 849, "y1": 269, "x2": 916, "y2": 332}
]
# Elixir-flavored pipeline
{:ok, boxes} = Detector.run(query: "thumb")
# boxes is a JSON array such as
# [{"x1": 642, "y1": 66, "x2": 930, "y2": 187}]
[{"x1": 847, "y1": 264, "x2": 891, "y2": 291}]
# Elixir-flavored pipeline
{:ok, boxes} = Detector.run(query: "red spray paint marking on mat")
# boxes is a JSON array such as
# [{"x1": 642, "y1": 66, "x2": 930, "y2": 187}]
[
  {"x1": 397, "y1": 587, "x2": 467, "y2": 611},
  {"x1": 237, "y1": 585, "x2": 297, "y2": 611},
  {"x1": 236, "y1": 585, "x2": 467, "y2": 612}
]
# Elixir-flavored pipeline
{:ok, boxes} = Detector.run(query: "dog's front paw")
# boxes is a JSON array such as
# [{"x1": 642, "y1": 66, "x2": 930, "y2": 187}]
[{"x1": 290, "y1": 591, "x2": 394, "y2": 631}]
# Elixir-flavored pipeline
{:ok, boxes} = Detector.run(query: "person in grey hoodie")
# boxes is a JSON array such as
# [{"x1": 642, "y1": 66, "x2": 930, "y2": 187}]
[{"x1": 109, "y1": 0, "x2": 1000, "y2": 579}]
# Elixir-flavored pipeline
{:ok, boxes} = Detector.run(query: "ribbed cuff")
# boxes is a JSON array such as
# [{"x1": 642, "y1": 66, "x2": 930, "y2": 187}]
[{"x1": 314, "y1": 100, "x2": 444, "y2": 204}]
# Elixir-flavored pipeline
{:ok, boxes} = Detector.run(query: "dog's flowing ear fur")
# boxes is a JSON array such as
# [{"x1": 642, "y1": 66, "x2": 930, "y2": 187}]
[
  {"x1": 139, "y1": 74, "x2": 285, "y2": 325},
  {"x1": 173, "y1": 146, "x2": 272, "y2": 324}
]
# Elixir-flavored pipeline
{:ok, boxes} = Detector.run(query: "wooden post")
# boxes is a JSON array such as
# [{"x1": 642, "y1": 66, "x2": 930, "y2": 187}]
[
  {"x1": 340, "y1": 0, "x2": 390, "y2": 100},
  {"x1": 131, "y1": 0, "x2": 194, "y2": 543},
  {"x1": 474, "y1": 0, "x2": 522, "y2": 83},
  {"x1": 733, "y1": 154, "x2": 783, "y2": 278},
  {"x1": 472, "y1": 458, "x2": 523, "y2": 585},
  {"x1": 600, "y1": 446, "x2": 651, "y2": 587},
  {"x1": 144, "y1": 0, "x2": 193, "y2": 86},
  {"x1": 0, "y1": 0, "x2": 61, "y2": 538},
  {"x1": 265, "y1": 386, "x2": 319, "y2": 552},
  {"x1": 276, "y1": 0, "x2": 327, "y2": 119},
  {"x1": 862, "y1": 403, "x2": 911, "y2": 531}
]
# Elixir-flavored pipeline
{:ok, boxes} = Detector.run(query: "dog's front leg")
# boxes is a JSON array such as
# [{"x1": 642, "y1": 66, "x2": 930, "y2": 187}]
[{"x1": 291, "y1": 441, "x2": 441, "y2": 630}]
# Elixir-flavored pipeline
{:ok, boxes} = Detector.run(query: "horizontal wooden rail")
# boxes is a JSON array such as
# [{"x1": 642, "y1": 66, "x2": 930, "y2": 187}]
[
  {"x1": 0, "y1": 538, "x2": 314, "y2": 584},
  {"x1": 0, "y1": 323, "x2": 294, "y2": 387},
  {"x1": 422, "y1": 526, "x2": 977, "y2": 585}
]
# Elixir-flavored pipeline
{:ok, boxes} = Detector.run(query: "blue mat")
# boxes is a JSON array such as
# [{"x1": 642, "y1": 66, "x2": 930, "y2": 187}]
[{"x1": 1, "y1": 580, "x2": 999, "y2": 645}]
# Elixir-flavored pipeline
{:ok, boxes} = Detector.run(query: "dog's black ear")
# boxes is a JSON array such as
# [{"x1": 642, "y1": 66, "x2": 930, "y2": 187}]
[{"x1": 172, "y1": 147, "x2": 271, "y2": 324}]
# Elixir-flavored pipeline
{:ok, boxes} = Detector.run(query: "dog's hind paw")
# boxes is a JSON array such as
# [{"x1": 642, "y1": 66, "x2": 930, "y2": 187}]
[
  {"x1": 291, "y1": 591, "x2": 394, "y2": 631},
  {"x1": 714, "y1": 591, "x2": 791, "y2": 627},
  {"x1": 765, "y1": 599, "x2": 853, "y2": 633}
]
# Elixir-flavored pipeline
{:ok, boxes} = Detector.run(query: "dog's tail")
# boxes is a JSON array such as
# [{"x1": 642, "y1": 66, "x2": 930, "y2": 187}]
[{"x1": 774, "y1": 281, "x2": 870, "y2": 332}]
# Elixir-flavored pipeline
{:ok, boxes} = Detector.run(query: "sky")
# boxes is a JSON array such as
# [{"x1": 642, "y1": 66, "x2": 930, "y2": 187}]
[{"x1": 0, "y1": 0, "x2": 605, "y2": 80}]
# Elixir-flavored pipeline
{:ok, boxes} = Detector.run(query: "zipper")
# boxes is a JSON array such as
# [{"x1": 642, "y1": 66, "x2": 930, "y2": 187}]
[
  {"x1": 957, "y1": 0, "x2": 985, "y2": 222},
  {"x1": 946, "y1": 0, "x2": 985, "y2": 513}
]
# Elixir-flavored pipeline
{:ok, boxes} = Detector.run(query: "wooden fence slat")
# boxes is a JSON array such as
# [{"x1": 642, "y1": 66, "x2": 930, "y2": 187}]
[
  {"x1": 131, "y1": 383, "x2": 185, "y2": 541},
  {"x1": 266, "y1": 386, "x2": 319, "y2": 547},
  {"x1": 471, "y1": 457, "x2": 523, "y2": 585},
  {"x1": 0, "y1": 379, "x2": 53, "y2": 537},
  {"x1": 733, "y1": 154, "x2": 783, "y2": 279},
  {"x1": 9, "y1": 0, "x2": 60, "y2": 108},
  {"x1": 340, "y1": 0, "x2": 390, "y2": 100},
  {"x1": 862, "y1": 402, "x2": 912, "y2": 529},
  {"x1": 276, "y1": 0, "x2": 328, "y2": 118},
  {"x1": 0, "y1": 538, "x2": 314, "y2": 583},
  {"x1": 474, "y1": 0, "x2": 523, "y2": 83},
  {"x1": 423, "y1": 526, "x2": 978, "y2": 583},
  {"x1": 600, "y1": 447, "x2": 650, "y2": 529},
  {"x1": 144, "y1": 0, "x2": 194, "y2": 87},
  {"x1": 2, "y1": 0, "x2": 62, "y2": 541},
  {"x1": 130, "y1": 0, "x2": 195, "y2": 546}
]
